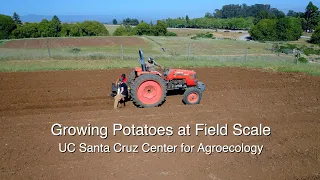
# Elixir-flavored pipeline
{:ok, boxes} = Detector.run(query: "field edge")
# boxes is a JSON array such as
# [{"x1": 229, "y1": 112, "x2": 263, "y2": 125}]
[{"x1": 0, "y1": 59, "x2": 319, "y2": 76}]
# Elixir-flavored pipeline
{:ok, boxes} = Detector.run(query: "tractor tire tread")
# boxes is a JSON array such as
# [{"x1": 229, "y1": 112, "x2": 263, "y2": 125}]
[
  {"x1": 130, "y1": 74, "x2": 167, "y2": 108},
  {"x1": 182, "y1": 87, "x2": 202, "y2": 105}
]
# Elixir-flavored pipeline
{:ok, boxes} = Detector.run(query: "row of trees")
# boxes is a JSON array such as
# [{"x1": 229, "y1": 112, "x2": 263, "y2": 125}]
[
  {"x1": 207, "y1": 4, "x2": 285, "y2": 19},
  {"x1": 112, "y1": 18, "x2": 140, "y2": 26},
  {"x1": 165, "y1": 17, "x2": 254, "y2": 30},
  {"x1": 249, "y1": 2, "x2": 320, "y2": 42},
  {"x1": 1, "y1": 2, "x2": 320, "y2": 43},
  {"x1": 0, "y1": 13, "x2": 109, "y2": 39},
  {"x1": 113, "y1": 20, "x2": 175, "y2": 36},
  {"x1": 165, "y1": 2, "x2": 319, "y2": 33},
  {"x1": 207, "y1": 2, "x2": 320, "y2": 33},
  {"x1": 282, "y1": 2, "x2": 319, "y2": 33},
  {"x1": 249, "y1": 17, "x2": 303, "y2": 41}
]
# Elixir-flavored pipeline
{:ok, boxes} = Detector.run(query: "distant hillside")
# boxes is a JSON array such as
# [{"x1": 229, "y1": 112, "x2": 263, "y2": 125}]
[
  {"x1": 19, "y1": 14, "x2": 162, "y2": 24},
  {"x1": 20, "y1": 14, "x2": 114, "y2": 23}
]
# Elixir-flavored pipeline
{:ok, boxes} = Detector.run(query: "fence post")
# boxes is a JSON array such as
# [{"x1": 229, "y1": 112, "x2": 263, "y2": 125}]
[
  {"x1": 46, "y1": 38, "x2": 51, "y2": 59},
  {"x1": 188, "y1": 44, "x2": 190, "y2": 60},
  {"x1": 245, "y1": 48, "x2": 248, "y2": 61},
  {"x1": 120, "y1": 44, "x2": 124, "y2": 61},
  {"x1": 294, "y1": 49, "x2": 300, "y2": 65}
]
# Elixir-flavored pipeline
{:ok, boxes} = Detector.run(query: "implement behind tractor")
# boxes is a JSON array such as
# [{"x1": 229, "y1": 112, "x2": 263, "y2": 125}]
[{"x1": 112, "y1": 49, "x2": 205, "y2": 108}]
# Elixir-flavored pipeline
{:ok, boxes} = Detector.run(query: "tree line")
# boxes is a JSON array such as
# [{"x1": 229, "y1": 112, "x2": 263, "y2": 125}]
[
  {"x1": 112, "y1": 20, "x2": 176, "y2": 36},
  {"x1": 1, "y1": 1, "x2": 320, "y2": 44},
  {"x1": 249, "y1": 2, "x2": 319, "y2": 42},
  {"x1": 164, "y1": 1, "x2": 320, "y2": 42},
  {"x1": 0, "y1": 13, "x2": 109, "y2": 39},
  {"x1": 165, "y1": 17, "x2": 254, "y2": 30},
  {"x1": 206, "y1": 4, "x2": 285, "y2": 19}
]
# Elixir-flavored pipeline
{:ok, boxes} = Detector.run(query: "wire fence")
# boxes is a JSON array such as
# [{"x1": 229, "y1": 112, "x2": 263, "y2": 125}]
[{"x1": 0, "y1": 36, "x2": 302, "y2": 64}]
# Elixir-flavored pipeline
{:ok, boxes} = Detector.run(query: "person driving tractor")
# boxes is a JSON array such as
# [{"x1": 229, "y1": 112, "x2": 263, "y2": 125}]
[
  {"x1": 146, "y1": 57, "x2": 164, "y2": 71},
  {"x1": 115, "y1": 73, "x2": 127, "y2": 84},
  {"x1": 114, "y1": 77, "x2": 128, "y2": 109}
]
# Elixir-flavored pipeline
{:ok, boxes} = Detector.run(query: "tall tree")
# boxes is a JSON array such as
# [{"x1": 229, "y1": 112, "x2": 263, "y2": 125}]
[
  {"x1": 0, "y1": 14, "x2": 17, "y2": 39},
  {"x1": 204, "y1": 12, "x2": 213, "y2": 18},
  {"x1": 214, "y1": 9, "x2": 222, "y2": 18},
  {"x1": 287, "y1": 10, "x2": 305, "y2": 18},
  {"x1": 212, "y1": 3, "x2": 284, "y2": 19},
  {"x1": 39, "y1": 19, "x2": 55, "y2": 37},
  {"x1": 304, "y1": 1, "x2": 320, "y2": 32},
  {"x1": 186, "y1": 15, "x2": 190, "y2": 24},
  {"x1": 254, "y1": 10, "x2": 275, "y2": 24},
  {"x1": 51, "y1": 15, "x2": 61, "y2": 37},
  {"x1": 12, "y1": 12, "x2": 22, "y2": 25},
  {"x1": 270, "y1": 8, "x2": 285, "y2": 19},
  {"x1": 122, "y1": 18, "x2": 139, "y2": 26},
  {"x1": 133, "y1": 22, "x2": 151, "y2": 35},
  {"x1": 287, "y1": 10, "x2": 296, "y2": 17},
  {"x1": 310, "y1": 25, "x2": 320, "y2": 44},
  {"x1": 112, "y1": 19, "x2": 117, "y2": 25},
  {"x1": 151, "y1": 20, "x2": 168, "y2": 36},
  {"x1": 80, "y1": 21, "x2": 109, "y2": 36}
]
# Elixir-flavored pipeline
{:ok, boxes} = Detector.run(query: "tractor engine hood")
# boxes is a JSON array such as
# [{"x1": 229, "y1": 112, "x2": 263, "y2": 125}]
[{"x1": 170, "y1": 69, "x2": 196, "y2": 76}]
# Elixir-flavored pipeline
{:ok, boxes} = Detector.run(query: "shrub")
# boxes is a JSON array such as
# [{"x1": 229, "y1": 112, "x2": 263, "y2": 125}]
[
  {"x1": 302, "y1": 47, "x2": 320, "y2": 56},
  {"x1": 204, "y1": 33, "x2": 213, "y2": 38},
  {"x1": 191, "y1": 36, "x2": 197, "y2": 40},
  {"x1": 113, "y1": 25, "x2": 134, "y2": 36},
  {"x1": 195, "y1": 32, "x2": 214, "y2": 39},
  {"x1": 249, "y1": 17, "x2": 302, "y2": 41},
  {"x1": 298, "y1": 57, "x2": 308, "y2": 63},
  {"x1": 70, "y1": 47, "x2": 81, "y2": 54},
  {"x1": 249, "y1": 19, "x2": 277, "y2": 41},
  {"x1": 133, "y1": 22, "x2": 152, "y2": 35},
  {"x1": 80, "y1": 21, "x2": 109, "y2": 36},
  {"x1": 151, "y1": 20, "x2": 168, "y2": 36},
  {"x1": 310, "y1": 26, "x2": 320, "y2": 44},
  {"x1": 87, "y1": 53, "x2": 106, "y2": 60},
  {"x1": 166, "y1": 32, "x2": 177, "y2": 36}
]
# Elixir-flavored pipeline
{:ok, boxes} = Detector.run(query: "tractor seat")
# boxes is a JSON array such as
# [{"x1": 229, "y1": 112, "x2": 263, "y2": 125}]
[{"x1": 141, "y1": 64, "x2": 147, "y2": 71}]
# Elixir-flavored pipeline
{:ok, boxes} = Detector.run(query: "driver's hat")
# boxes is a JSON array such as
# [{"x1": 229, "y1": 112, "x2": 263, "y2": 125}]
[{"x1": 148, "y1": 57, "x2": 153, "y2": 61}]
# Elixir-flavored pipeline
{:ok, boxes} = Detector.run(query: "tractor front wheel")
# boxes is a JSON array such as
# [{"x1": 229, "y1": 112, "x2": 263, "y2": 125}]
[
  {"x1": 183, "y1": 87, "x2": 202, "y2": 105},
  {"x1": 130, "y1": 74, "x2": 167, "y2": 108}
]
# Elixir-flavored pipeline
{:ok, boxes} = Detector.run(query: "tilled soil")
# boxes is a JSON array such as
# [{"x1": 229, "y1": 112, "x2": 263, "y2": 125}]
[{"x1": 0, "y1": 67, "x2": 319, "y2": 180}]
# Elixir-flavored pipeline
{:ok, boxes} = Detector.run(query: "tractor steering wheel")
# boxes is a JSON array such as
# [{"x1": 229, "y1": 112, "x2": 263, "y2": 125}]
[{"x1": 163, "y1": 66, "x2": 170, "y2": 76}]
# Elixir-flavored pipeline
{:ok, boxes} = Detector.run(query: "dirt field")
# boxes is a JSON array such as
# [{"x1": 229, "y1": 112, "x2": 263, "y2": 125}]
[
  {"x1": 0, "y1": 36, "x2": 147, "y2": 49},
  {"x1": 168, "y1": 28, "x2": 249, "y2": 39},
  {"x1": 0, "y1": 67, "x2": 320, "y2": 180}
]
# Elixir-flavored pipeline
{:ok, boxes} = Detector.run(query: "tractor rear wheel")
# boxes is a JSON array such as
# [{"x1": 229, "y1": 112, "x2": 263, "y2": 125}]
[
  {"x1": 128, "y1": 70, "x2": 136, "y2": 87},
  {"x1": 126, "y1": 70, "x2": 136, "y2": 100},
  {"x1": 183, "y1": 87, "x2": 202, "y2": 105},
  {"x1": 130, "y1": 74, "x2": 167, "y2": 108}
]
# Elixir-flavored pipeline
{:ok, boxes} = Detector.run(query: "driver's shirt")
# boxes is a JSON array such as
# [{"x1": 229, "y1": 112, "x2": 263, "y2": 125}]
[
  {"x1": 146, "y1": 61, "x2": 158, "y2": 71},
  {"x1": 118, "y1": 76, "x2": 127, "y2": 83}
]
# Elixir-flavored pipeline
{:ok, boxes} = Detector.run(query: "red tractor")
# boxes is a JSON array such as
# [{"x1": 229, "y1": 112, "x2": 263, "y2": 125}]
[{"x1": 112, "y1": 50, "x2": 205, "y2": 108}]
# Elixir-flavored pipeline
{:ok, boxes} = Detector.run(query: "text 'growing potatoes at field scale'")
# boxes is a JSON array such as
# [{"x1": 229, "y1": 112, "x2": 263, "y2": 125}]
[{"x1": 51, "y1": 123, "x2": 272, "y2": 139}]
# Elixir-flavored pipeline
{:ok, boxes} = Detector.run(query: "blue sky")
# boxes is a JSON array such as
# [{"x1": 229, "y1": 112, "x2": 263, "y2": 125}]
[{"x1": 1, "y1": 0, "x2": 319, "y2": 18}]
